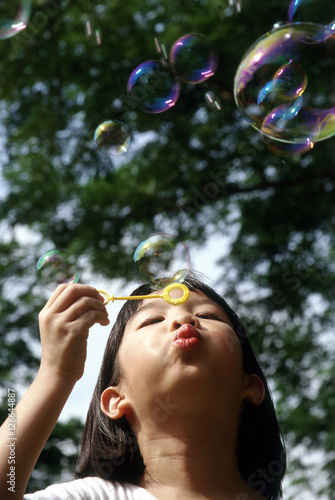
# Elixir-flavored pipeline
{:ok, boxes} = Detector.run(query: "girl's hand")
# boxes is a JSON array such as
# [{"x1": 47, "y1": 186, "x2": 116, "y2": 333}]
[{"x1": 38, "y1": 284, "x2": 110, "y2": 382}]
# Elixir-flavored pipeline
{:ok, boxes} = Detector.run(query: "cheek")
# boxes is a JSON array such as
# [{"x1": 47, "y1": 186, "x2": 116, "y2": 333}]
[
  {"x1": 117, "y1": 335, "x2": 163, "y2": 384},
  {"x1": 117, "y1": 341, "x2": 140, "y2": 380},
  {"x1": 116, "y1": 338, "x2": 170, "y2": 411},
  {"x1": 212, "y1": 329, "x2": 244, "y2": 377},
  {"x1": 220, "y1": 329, "x2": 244, "y2": 359}
]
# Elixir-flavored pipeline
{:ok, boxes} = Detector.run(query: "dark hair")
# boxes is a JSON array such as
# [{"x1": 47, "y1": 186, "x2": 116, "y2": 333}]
[{"x1": 75, "y1": 275, "x2": 286, "y2": 499}]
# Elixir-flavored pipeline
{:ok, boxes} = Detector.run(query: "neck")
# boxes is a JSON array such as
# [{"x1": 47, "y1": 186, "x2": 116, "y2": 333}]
[
  {"x1": 139, "y1": 434, "x2": 240, "y2": 499},
  {"x1": 134, "y1": 409, "x2": 262, "y2": 500}
]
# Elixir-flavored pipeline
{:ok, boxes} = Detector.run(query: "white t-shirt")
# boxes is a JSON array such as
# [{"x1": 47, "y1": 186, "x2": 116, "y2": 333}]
[{"x1": 23, "y1": 477, "x2": 158, "y2": 500}]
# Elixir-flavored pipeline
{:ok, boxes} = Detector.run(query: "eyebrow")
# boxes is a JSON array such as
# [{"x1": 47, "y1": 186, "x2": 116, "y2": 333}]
[{"x1": 127, "y1": 300, "x2": 165, "y2": 326}]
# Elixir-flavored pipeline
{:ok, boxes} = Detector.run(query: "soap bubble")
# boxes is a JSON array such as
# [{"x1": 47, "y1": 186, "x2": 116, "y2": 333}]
[
  {"x1": 0, "y1": 0, "x2": 31, "y2": 40},
  {"x1": 234, "y1": 23, "x2": 335, "y2": 145},
  {"x1": 287, "y1": 0, "x2": 335, "y2": 44},
  {"x1": 205, "y1": 91, "x2": 222, "y2": 111},
  {"x1": 257, "y1": 62, "x2": 307, "y2": 119},
  {"x1": 263, "y1": 135, "x2": 315, "y2": 157},
  {"x1": 84, "y1": 18, "x2": 102, "y2": 46},
  {"x1": 273, "y1": 62, "x2": 307, "y2": 93},
  {"x1": 94, "y1": 120, "x2": 131, "y2": 156},
  {"x1": 127, "y1": 60, "x2": 181, "y2": 113},
  {"x1": 287, "y1": 0, "x2": 335, "y2": 27},
  {"x1": 169, "y1": 33, "x2": 218, "y2": 84},
  {"x1": 36, "y1": 249, "x2": 81, "y2": 290},
  {"x1": 228, "y1": 0, "x2": 242, "y2": 13},
  {"x1": 257, "y1": 79, "x2": 304, "y2": 119},
  {"x1": 154, "y1": 37, "x2": 168, "y2": 63},
  {"x1": 261, "y1": 97, "x2": 308, "y2": 136},
  {"x1": 133, "y1": 233, "x2": 191, "y2": 289}
]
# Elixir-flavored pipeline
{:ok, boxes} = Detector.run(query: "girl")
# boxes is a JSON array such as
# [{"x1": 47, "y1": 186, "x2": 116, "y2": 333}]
[{"x1": 0, "y1": 274, "x2": 286, "y2": 500}]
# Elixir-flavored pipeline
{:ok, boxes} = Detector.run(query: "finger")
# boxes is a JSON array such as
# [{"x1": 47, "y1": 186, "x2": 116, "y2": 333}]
[
  {"x1": 65, "y1": 308, "x2": 110, "y2": 334},
  {"x1": 63, "y1": 295, "x2": 109, "y2": 323},
  {"x1": 47, "y1": 284, "x2": 104, "y2": 313},
  {"x1": 81, "y1": 309, "x2": 111, "y2": 328},
  {"x1": 43, "y1": 283, "x2": 70, "y2": 309}
]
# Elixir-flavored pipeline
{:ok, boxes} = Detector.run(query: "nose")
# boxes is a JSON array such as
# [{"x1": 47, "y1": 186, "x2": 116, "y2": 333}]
[{"x1": 171, "y1": 310, "x2": 200, "y2": 330}]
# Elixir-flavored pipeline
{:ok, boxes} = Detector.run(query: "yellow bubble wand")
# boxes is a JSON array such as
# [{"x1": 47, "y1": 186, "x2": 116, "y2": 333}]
[{"x1": 98, "y1": 282, "x2": 190, "y2": 306}]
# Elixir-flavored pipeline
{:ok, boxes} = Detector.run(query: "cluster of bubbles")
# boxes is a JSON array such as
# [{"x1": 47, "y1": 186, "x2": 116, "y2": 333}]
[
  {"x1": 36, "y1": 234, "x2": 191, "y2": 291},
  {"x1": 127, "y1": 33, "x2": 218, "y2": 113},
  {"x1": 4, "y1": 1, "x2": 335, "y2": 161},
  {"x1": 36, "y1": 249, "x2": 81, "y2": 290},
  {"x1": 234, "y1": 0, "x2": 335, "y2": 155},
  {"x1": 0, "y1": 0, "x2": 31, "y2": 40},
  {"x1": 94, "y1": 33, "x2": 218, "y2": 158}
]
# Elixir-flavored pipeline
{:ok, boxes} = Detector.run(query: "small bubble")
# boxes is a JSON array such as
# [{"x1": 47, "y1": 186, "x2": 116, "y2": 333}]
[
  {"x1": 205, "y1": 91, "x2": 222, "y2": 111},
  {"x1": 127, "y1": 60, "x2": 180, "y2": 113},
  {"x1": 154, "y1": 37, "x2": 168, "y2": 62},
  {"x1": 133, "y1": 234, "x2": 191, "y2": 289},
  {"x1": 36, "y1": 249, "x2": 81, "y2": 290},
  {"x1": 169, "y1": 33, "x2": 218, "y2": 84},
  {"x1": 84, "y1": 18, "x2": 102, "y2": 46},
  {"x1": 94, "y1": 120, "x2": 131, "y2": 156},
  {"x1": 0, "y1": 0, "x2": 31, "y2": 40}
]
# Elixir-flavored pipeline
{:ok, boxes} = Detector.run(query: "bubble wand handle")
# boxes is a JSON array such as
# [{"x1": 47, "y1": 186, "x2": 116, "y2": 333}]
[{"x1": 98, "y1": 282, "x2": 189, "y2": 306}]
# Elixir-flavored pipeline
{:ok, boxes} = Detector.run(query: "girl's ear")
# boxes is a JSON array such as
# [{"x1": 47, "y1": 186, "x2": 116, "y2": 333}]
[
  {"x1": 101, "y1": 386, "x2": 132, "y2": 419},
  {"x1": 242, "y1": 373, "x2": 266, "y2": 406}
]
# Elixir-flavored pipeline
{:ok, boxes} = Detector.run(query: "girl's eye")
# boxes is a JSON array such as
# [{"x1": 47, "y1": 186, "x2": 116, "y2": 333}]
[
  {"x1": 197, "y1": 312, "x2": 226, "y2": 323},
  {"x1": 138, "y1": 316, "x2": 164, "y2": 328}
]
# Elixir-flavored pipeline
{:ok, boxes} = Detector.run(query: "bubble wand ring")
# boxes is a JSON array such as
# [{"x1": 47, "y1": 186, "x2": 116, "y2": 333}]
[{"x1": 98, "y1": 282, "x2": 190, "y2": 306}]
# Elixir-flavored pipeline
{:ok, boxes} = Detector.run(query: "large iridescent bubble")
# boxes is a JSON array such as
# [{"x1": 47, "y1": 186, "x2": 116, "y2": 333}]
[
  {"x1": 36, "y1": 249, "x2": 81, "y2": 290},
  {"x1": 169, "y1": 33, "x2": 218, "y2": 84},
  {"x1": 133, "y1": 233, "x2": 191, "y2": 290},
  {"x1": 0, "y1": 0, "x2": 31, "y2": 40},
  {"x1": 127, "y1": 60, "x2": 181, "y2": 113},
  {"x1": 234, "y1": 23, "x2": 335, "y2": 145}
]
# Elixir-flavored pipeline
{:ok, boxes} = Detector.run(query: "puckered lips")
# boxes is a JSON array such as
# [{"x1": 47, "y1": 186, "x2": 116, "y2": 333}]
[{"x1": 173, "y1": 323, "x2": 202, "y2": 349}]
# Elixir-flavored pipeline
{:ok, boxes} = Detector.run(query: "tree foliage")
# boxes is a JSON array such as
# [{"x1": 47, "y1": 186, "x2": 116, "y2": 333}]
[{"x1": 1, "y1": 0, "x2": 335, "y2": 497}]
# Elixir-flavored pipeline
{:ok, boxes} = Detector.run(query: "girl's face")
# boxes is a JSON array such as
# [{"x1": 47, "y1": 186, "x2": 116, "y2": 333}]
[{"x1": 114, "y1": 290, "x2": 251, "y2": 424}]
